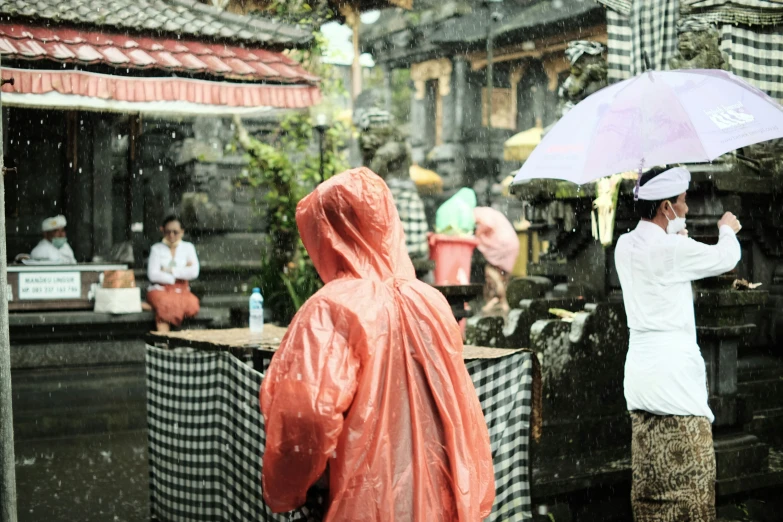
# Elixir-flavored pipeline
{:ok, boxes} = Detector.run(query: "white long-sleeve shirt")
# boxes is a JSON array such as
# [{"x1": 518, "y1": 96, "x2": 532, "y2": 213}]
[
  {"x1": 147, "y1": 241, "x2": 200, "y2": 290},
  {"x1": 30, "y1": 239, "x2": 77, "y2": 264},
  {"x1": 615, "y1": 221, "x2": 741, "y2": 422}
]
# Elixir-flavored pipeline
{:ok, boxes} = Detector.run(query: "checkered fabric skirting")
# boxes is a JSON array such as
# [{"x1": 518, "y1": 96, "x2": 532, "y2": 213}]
[
  {"x1": 719, "y1": 24, "x2": 783, "y2": 102},
  {"x1": 601, "y1": 0, "x2": 783, "y2": 101},
  {"x1": 681, "y1": 0, "x2": 783, "y2": 26},
  {"x1": 599, "y1": 0, "x2": 679, "y2": 79},
  {"x1": 146, "y1": 345, "x2": 535, "y2": 521},
  {"x1": 385, "y1": 177, "x2": 430, "y2": 260},
  {"x1": 466, "y1": 353, "x2": 535, "y2": 521},
  {"x1": 606, "y1": 7, "x2": 634, "y2": 83}
]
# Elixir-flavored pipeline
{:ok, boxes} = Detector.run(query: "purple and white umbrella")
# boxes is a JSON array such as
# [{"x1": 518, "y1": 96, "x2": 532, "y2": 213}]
[{"x1": 512, "y1": 69, "x2": 783, "y2": 186}]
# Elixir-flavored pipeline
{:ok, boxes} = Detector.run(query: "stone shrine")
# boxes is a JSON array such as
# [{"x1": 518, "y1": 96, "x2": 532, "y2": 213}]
[{"x1": 470, "y1": 33, "x2": 783, "y2": 518}]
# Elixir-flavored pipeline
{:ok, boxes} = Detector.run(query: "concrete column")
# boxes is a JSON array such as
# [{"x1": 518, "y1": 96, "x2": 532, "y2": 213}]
[
  {"x1": 410, "y1": 93, "x2": 427, "y2": 164},
  {"x1": 381, "y1": 64, "x2": 392, "y2": 114},
  {"x1": 453, "y1": 56, "x2": 468, "y2": 145}
]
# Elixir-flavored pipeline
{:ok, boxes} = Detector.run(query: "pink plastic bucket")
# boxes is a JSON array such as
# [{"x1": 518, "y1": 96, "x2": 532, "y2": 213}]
[{"x1": 429, "y1": 234, "x2": 479, "y2": 286}]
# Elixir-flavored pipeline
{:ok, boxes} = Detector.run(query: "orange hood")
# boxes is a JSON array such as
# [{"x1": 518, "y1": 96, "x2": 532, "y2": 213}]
[{"x1": 296, "y1": 167, "x2": 416, "y2": 283}]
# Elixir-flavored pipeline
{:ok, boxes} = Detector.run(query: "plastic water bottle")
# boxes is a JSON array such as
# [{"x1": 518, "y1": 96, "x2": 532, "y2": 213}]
[{"x1": 249, "y1": 287, "x2": 264, "y2": 336}]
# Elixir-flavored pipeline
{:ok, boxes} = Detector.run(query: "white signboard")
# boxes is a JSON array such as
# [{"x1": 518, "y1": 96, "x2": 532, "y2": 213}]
[{"x1": 19, "y1": 272, "x2": 81, "y2": 300}]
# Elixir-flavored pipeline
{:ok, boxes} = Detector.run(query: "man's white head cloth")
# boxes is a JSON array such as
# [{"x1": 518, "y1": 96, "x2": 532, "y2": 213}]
[
  {"x1": 42, "y1": 215, "x2": 67, "y2": 233},
  {"x1": 637, "y1": 167, "x2": 691, "y2": 201}
]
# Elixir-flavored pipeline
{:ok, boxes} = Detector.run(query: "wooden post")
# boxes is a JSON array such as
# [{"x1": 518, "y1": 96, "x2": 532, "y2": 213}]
[
  {"x1": 92, "y1": 118, "x2": 114, "y2": 261},
  {"x1": 128, "y1": 114, "x2": 144, "y2": 267},
  {"x1": 342, "y1": 4, "x2": 362, "y2": 105},
  {"x1": 0, "y1": 56, "x2": 19, "y2": 522},
  {"x1": 485, "y1": 1, "x2": 497, "y2": 193}
]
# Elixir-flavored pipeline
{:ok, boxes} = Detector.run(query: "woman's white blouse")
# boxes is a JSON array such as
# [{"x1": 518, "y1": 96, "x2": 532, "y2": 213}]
[{"x1": 147, "y1": 241, "x2": 200, "y2": 290}]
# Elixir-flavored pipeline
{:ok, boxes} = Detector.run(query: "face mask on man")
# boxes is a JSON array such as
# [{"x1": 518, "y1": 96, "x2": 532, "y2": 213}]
[
  {"x1": 664, "y1": 202, "x2": 687, "y2": 235},
  {"x1": 52, "y1": 237, "x2": 68, "y2": 249}
]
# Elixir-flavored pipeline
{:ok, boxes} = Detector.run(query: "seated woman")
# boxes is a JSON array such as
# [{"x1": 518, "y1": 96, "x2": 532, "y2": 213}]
[{"x1": 146, "y1": 215, "x2": 200, "y2": 333}]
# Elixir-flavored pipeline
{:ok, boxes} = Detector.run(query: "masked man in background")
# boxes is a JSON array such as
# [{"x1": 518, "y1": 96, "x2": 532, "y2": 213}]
[{"x1": 30, "y1": 215, "x2": 76, "y2": 265}]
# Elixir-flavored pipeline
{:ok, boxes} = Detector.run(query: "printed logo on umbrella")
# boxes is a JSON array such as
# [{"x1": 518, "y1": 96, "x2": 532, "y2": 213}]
[{"x1": 705, "y1": 103, "x2": 755, "y2": 130}]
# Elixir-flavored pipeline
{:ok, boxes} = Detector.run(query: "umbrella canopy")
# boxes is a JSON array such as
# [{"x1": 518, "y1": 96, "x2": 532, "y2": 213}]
[
  {"x1": 504, "y1": 125, "x2": 543, "y2": 162},
  {"x1": 513, "y1": 69, "x2": 783, "y2": 186}
]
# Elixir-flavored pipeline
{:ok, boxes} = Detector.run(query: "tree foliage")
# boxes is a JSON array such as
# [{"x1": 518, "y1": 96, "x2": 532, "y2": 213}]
[
  {"x1": 223, "y1": 0, "x2": 352, "y2": 322},
  {"x1": 235, "y1": 111, "x2": 348, "y2": 323}
]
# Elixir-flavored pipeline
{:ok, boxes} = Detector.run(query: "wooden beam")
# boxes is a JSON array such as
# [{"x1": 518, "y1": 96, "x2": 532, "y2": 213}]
[{"x1": 469, "y1": 25, "x2": 607, "y2": 70}]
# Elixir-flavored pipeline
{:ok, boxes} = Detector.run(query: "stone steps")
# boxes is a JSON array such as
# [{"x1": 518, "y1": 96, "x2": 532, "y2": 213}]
[
  {"x1": 11, "y1": 364, "x2": 147, "y2": 440},
  {"x1": 738, "y1": 377, "x2": 783, "y2": 413},
  {"x1": 748, "y1": 407, "x2": 783, "y2": 446}
]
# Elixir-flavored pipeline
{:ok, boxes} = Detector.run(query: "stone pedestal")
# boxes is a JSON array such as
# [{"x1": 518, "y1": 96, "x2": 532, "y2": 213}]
[
  {"x1": 466, "y1": 275, "x2": 586, "y2": 348},
  {"x1": 529, "y1": 302, "x2": 629, "y2": 461},
  {"x1": 695, "y1": 287, "x2": 775, "y2": 482}
]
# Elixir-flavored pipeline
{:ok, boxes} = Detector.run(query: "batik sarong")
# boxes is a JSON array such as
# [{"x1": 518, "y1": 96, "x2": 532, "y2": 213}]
[{"x1": 630, "y1": 411, "x2": 716, "y2": 522}]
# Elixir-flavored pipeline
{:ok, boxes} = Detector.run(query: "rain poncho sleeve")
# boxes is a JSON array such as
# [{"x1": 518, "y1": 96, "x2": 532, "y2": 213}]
[
  {"x1": 260, "y1": 299, "x2": 360, "y2": 513},
  {"x1": 261, "y1": 167, "x2": 495, "y2": 522}
]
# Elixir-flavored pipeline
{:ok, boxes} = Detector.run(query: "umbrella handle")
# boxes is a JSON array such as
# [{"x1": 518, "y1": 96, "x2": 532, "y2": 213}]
[
  {"x1": 642, "y1": 51, "x2": 652, "y2": 72},
  {"x1": 633, "y1": 160, "x2": 644, "y2": 201}
]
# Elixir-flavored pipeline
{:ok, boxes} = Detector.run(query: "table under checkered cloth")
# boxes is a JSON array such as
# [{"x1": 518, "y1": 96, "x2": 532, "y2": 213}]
[{"x1": 146, "y1": 345, "x2": 535, "y2": 521}]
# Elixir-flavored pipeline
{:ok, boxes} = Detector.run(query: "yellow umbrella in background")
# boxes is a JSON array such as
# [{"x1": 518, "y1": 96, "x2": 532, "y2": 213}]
[
  {"x1": 503, "y1": 122, "x2": 543, "y2": 162},
  {"x1": 410, "y1": 164, "x2": 443, "y2": 195}
]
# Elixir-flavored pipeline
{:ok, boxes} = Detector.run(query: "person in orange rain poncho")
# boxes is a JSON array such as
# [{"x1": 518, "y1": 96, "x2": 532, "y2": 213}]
[{"x1": 260, "y1": 167, "x2": 495, "y2": 522}]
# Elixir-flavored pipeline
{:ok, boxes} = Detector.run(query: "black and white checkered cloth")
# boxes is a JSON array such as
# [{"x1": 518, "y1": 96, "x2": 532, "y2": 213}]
[
  {"x1": 146, "y1": 345, "x2": 535, "y2": 521},
  {"x1": 146, "y1": 346, "x2": 278, "y2": 522},
  {"x1": 601, "y1": 0, "x2": 783, "y2": 101},
  {"x1": 605, "y1": 6, "x2": 634, "y2": 83},
  {"x1": 632, "y1": 0, "x2": 679, "y2": 75},
  {"x1": 681, "y1": 0, "x2": 783, "y2": 26},
  {"x1": 466, "y1": 352, "x2": 535, "y2": 521},
  {"x1": 386, "y1": 177, "x2": 430, "y2": 260},
  {"x1": 598, "y1": 0, "x2": 679, "y2": 78},
  {"x1": 719, "y1": 24, "x2": 783, "y2": 102}
]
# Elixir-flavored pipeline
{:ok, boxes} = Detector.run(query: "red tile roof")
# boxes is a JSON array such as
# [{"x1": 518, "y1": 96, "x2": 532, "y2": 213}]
[
  {"x1": 1, "y1": 67, "x2": 321, "y2": 109},
  {"x1": 0, "y1": 23, "x2": 319, "y2": 84}
]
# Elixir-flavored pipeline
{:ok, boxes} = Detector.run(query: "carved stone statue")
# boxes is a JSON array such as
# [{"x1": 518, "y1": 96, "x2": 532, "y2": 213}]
[
  {"x1": 424, "y1": 143, "x2": 465, "y2": 193},
  {"x1": 558, "y1": 41, "x2": 608, "y2": 116},
  {"x1": 370, "y1": 141, "x2": 412, "y2": 181},
  {"x1": 356, "y1": 108, "x2": 405, "y2": 167},
  {"x1": 740, "y1": 138, "x2": 783, "y2": 180},
  {"x1": 670, "y1": 19, "x2": 729, "y2": 71}
]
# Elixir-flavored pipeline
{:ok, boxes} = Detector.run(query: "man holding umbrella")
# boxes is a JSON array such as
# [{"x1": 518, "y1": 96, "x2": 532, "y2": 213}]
[{"x1": 615, "y1": 166, "x2": 741, "y2": 520}]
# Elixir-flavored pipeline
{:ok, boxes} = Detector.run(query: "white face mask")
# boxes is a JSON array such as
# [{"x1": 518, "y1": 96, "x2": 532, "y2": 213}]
[{"x1": 664, "y1": 202, "x2": 687, "y2": 235}]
